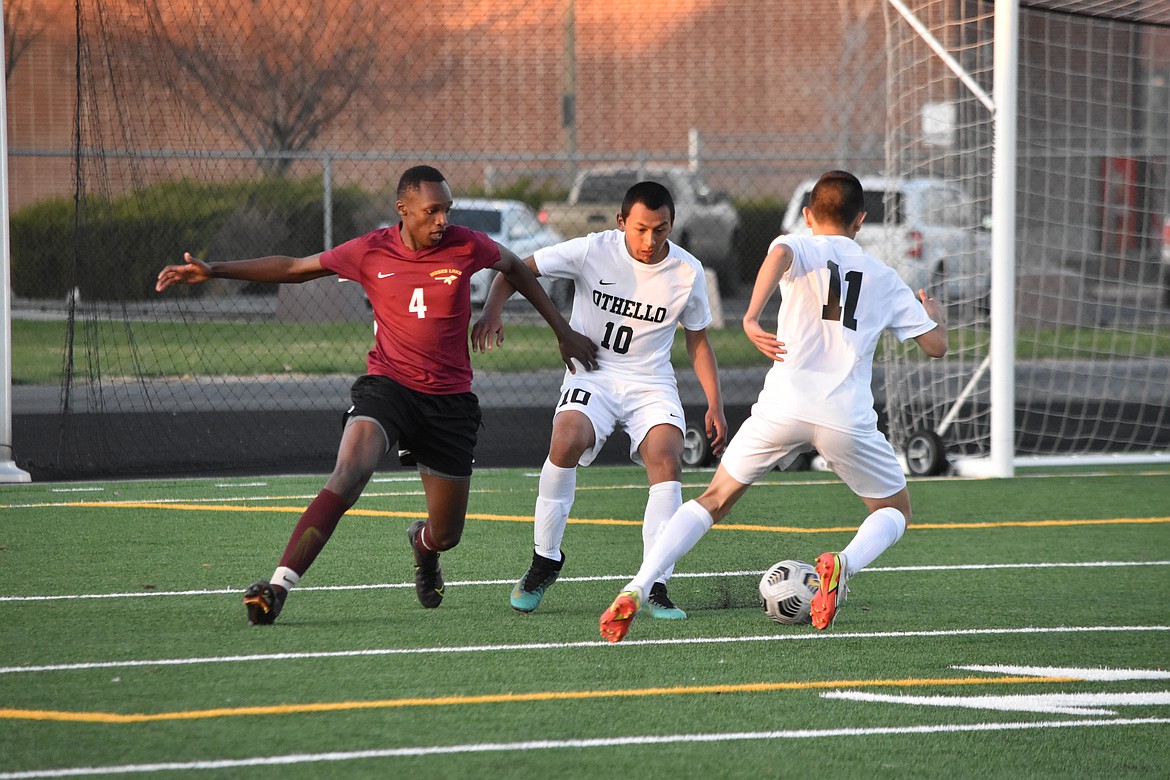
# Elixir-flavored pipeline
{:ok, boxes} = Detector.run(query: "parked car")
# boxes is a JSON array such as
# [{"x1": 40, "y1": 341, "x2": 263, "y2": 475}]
[
  {"x1": 446, "y1": 198, "x2": 572, "y2": 307},
  {"x1": 780, "y1": 176, "x2": 991, "y2": 307},
  {"x1": 539, "y1": 166, "x2": 743, "y2": 289}
]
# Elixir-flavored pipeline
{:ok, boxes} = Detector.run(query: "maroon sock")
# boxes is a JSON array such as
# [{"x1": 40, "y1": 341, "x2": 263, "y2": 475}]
[
  {"x1": 277, "y1": 489, "x2": 350, "y2": 575},
  {"x1": 416, "y1": 523, "x2": 438, "y2": 554}
]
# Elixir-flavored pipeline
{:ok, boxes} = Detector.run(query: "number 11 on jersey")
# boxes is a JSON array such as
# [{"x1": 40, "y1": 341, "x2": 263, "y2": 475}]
[{"x1": 822, "y1": 260, "x2": 861, "y2": 331}]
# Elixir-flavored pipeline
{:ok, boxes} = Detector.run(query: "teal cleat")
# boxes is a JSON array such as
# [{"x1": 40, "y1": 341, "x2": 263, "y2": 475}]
[
  {"x1": 645, "y1": 581, "x2": 687, "y2": 619},
  {"x1": 510, "y1": 551, "x2": 565, "y2": 613}
]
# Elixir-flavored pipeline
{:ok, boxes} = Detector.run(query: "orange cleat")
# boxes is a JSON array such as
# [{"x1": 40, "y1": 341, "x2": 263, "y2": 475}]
[
  {"x1": 599, "y1": 591, "x2": 641, "y2": 643},
  {"x1": 810, "y1": 552, "x2": 849, "y2": 630}
]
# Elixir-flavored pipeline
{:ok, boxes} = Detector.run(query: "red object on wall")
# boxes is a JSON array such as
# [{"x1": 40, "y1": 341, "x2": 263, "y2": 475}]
[{"x1": 1101, "y1": 156, "x2": 1142, "y2": 253}]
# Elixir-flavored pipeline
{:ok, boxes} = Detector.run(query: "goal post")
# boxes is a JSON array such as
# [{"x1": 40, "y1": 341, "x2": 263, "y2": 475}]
[
  {"x1": 881, "y1": 0, "x2": 1170, "y2": 478},
  {"x1": 987, "y1": 0, "x2": 1018, "y2": 478},
  {"x1": 0, "y1": 15, "x2": 31, "y2": 483}
]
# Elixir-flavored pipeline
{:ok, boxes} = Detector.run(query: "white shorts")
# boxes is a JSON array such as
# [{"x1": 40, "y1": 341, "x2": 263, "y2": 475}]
[
  {"x1": 719, "y1": 410, "x2": 906, "y2": 499},
  {"x1": 553, "y1": 374, "x2": 685, "y2": 467}
]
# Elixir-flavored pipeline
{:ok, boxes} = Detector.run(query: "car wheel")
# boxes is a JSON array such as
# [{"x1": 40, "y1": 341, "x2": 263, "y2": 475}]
[
  {"x1": 905, "y1": 429, "x2": 948, "y2": 476},
  {"x1": 682, "y1": 425, "x2": 714, "y2": 467}
]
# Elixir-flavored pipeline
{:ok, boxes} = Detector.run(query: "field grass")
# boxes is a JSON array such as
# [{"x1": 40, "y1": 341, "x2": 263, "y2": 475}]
[
  {"x1": 13, "y1": 318, "x2": 1170, "y2": 384},
  {"x1": 0, "y1": 464, "x2": 1167, "y2": 778}
]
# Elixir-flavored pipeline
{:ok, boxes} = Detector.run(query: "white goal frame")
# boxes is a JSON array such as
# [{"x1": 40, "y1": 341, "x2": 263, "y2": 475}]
[
  {"x1": 889, "y1": 0, "x2": 1170, "y2": 479},
  {"x1": 0, "y1": 15, "x2": 31, "y2": 483}
]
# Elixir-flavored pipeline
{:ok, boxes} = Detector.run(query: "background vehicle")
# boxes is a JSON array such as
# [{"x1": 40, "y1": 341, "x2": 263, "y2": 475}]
[
  {"x1": 447, "y1": 198, "x2": 572, "y2": 308},
  {"x1": 540, "y1": 166, "x2": 743, "y2": 288},
  {"x1": 781, "y1": 176, "x2": 991, "y2": 306},
  {"x1": 1161, "y1": 213, "x2": 1170, "y2": 307}
]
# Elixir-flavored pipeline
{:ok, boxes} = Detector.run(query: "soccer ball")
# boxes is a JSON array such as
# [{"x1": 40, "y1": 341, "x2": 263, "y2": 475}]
[{"x1": 758, "y1": 559, "x2": 821, "y2": 625}]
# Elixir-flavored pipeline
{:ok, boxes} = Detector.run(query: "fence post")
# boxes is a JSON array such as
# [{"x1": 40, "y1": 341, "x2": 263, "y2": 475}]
[
  {"x1": 322, "y1": 149, "x2": 334, "y2": 250},
  {"x1": 688, "y1": 128, "x2": 701, "y2": 174}
]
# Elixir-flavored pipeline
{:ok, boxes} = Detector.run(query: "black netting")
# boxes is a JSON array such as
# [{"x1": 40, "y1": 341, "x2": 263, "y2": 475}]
[{"x1": 7, "y1": 0, "x2": 1169, "y2": 478}]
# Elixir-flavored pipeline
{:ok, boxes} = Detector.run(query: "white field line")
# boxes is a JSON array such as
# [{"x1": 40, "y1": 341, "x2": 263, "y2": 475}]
[
  {"x1": 1, "y1": 718, "x2": 1167, "y2": 779},
  {"x1": 1, "y1": 625, "x2": 1166, "y2": 676},
  {"x1": 1, "y1": 560, "x2": 1165, "y2": 603}
]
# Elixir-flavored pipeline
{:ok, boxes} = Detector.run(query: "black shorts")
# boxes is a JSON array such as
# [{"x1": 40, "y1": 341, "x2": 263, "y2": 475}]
[{"x1": 344, "y1": 375, "x2": 481, "y2": 478}]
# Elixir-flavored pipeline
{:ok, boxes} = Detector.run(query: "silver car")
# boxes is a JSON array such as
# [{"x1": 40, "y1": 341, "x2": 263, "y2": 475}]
[
  {"x1": 448, "y1": 198, "x2": 571, "y2": 307},
  {"x1": 781, "y1": 176, "x2": 991, "y2": 308}
]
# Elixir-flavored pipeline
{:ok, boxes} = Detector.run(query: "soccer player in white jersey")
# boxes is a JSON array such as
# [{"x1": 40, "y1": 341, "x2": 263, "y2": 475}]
[
  {"x1": 473, "y1": 181, "x2": 727, "y2": 619},
  {"x1": 599, "y1": 170, "x2": 949, "y2": 642}
]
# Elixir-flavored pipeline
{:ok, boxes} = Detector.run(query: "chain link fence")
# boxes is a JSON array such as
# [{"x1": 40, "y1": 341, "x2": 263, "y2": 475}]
[{"x1": 7, "y1": 0, "x2": 1169, "y2": 478}]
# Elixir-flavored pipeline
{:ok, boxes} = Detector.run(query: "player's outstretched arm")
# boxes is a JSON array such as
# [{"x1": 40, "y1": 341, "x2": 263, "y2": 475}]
[
  {"x1": 492, "y1": 244, "x2": 598, "y2": 372},
  {"x1": 742, "y1": 243, "x2": 792, "y2": 362},
  {"x1": 155, "y1": 252, "x2": 330, "y2": 293},
  {"x1": 914, "y1": 289, "x2": 949, "y2": 358}
]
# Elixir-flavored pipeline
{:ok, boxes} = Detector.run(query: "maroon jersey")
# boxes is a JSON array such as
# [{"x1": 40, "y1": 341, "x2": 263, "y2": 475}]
[{"x1": 320, "y1": 224, "x2": 500, "y2": 394}]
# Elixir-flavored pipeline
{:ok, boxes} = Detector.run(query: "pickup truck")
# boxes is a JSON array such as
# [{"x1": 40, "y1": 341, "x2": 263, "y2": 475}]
[
  {"x1": 781, "y1": 175, "x2": 991, "y2": 309},
  {"x1": 540, "y1": 166, "x2": 743, "y2": 288}
]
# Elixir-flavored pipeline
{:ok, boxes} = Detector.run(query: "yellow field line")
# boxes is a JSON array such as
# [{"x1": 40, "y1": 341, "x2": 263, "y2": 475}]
[
  {"x1": 45, "y1": 501, "x2": 1170, "y2": 533},
  {"x1": 0, "y1": 674, "x2": 1078, "y2": 724}
]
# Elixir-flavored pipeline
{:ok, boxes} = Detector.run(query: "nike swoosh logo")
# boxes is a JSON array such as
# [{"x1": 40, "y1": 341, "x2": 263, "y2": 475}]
[
  {"x1": 378, "y1": 272, "x2": 395, "y2": 279},
  {"x1": 599, "y1": 280, "x2": 616, "y2": 285}
]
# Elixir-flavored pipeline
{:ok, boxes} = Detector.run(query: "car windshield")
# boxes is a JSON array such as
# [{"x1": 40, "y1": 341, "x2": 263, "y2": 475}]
[
  {"x1": 449, "y1": 208, "x2": 502, "y2": 234},
  {"x1": 577, "y1": 173, "x2": 639, "y2": 203},
  {"x1": 799, "y1": 189, "x2": 903, "y2": 224}
]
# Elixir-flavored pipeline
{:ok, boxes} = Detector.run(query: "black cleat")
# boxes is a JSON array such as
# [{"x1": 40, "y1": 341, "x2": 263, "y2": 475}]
[
  {"x1": 243, "y1": 580, "x2": 286, "y2": 625},
  {"x1": 510, "y1": 550, "x2": 565, "y2": 613},
  {"x1": 407, "y1": 520, "x2": 444, "y2": 608}
]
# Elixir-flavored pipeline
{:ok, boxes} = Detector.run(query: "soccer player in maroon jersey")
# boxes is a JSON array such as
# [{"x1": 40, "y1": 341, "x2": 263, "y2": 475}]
[{"x1": 156, "y1": 165, "x2": 598, "y2": 624}]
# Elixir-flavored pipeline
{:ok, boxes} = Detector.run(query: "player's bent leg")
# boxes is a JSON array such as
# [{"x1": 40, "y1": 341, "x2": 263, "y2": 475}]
[
  {"x1": 599, "y1": 591, "x2": 641, "y2": 643},
  {"x1": 405, "y1": 471, "x2": 471, "y2": 608},
  {"x1": 246, "y1": 422, "x2": 384, "y2": 625},
  {"x1": 407, "y1": 520, "x2": 444, "y2": 608}
]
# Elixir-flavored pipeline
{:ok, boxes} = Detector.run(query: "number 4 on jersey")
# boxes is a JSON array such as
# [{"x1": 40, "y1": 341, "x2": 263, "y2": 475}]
[
  {"x1": 409, "y1": 288, "x2": 427, "y2": 319},
  {"x1": 821, "y1": 260, "x2": 861, "y2": 331}
]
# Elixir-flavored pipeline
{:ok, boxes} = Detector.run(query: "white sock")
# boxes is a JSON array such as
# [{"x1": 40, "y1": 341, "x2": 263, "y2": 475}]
[
  {"x1": 643, "y1": 481, "x2": 682, "y2": 583},
  {"x1": 624, "y1": 500, "x2": 713, "y2": 600},
  {"x1": 533, "y1": 458, "x2": 577, "y2": 561},
  {"x1": 270, "y1": 566, "x2": 300, "y2": 592},
  {"x1": 840, "y1": 507, "x2": 907, "y2": 575}
]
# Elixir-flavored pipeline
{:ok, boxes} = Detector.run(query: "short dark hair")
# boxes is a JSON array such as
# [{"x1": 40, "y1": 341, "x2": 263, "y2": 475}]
[
  {"x1": 808, "y1": 170, "x2": 865, "y2": 227},
  {"x1": 397, "y1": 165, "x2": 447, "y2": 198},
  {"x1": 621, "y1": 180, "x2": 675, "y2": 223}
]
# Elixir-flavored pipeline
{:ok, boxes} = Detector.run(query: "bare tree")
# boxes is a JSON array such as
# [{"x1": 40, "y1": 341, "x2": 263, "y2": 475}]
[
  {"x1": 5, "y1": 0, "x2": 47, "y2": 78},
  {"x1": 129, "y1": 0, "x2": 447, "y2": 177}
]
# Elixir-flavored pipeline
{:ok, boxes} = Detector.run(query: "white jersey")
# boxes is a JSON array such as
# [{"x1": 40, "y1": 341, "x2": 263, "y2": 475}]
[
  {"x1": 758, "y1": 234, "x2": 937, "y2": 433},
  {"x1": 534, "y1": 230, "x2": 712, "y2": 386}
]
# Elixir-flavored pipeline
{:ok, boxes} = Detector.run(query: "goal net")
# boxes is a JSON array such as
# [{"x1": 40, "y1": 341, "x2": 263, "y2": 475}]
[{"x1": 881, "y1": 0, "x2": 1170, "y2": 475}]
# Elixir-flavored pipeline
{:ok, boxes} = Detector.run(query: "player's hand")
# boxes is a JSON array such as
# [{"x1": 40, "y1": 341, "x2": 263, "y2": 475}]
[
  {"x1": 471, "y1": 313, "x2": 505, "y2": 353},
  {"x1": 156, "y1": 252, "x2": 212, "y2": 292},
  {"x1": 744, "y1": 319, "x2": 786, "y2": 362},
  {"x1": 558, "y1": 329, "x2": 599, "y2": 374},
  {"x1": 918, "y1": 289, "x2": 946, "y2": 324},
  {"x1": 705, "y1": 407, "x2": 729, "y2": 457}
]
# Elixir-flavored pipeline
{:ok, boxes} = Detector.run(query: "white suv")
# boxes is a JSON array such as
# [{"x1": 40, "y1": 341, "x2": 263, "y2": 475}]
[
  {"x1": 446, "y1": 198, "x2": 571, "y2": 308},
  {"x1": 781, "y1": 176, "x2": 991, "y2": 306}
]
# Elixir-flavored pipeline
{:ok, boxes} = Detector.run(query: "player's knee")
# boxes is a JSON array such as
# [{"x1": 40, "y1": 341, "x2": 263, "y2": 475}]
[{"x1": 325, "y1": 464, "x2": 375, "y2": 506}]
